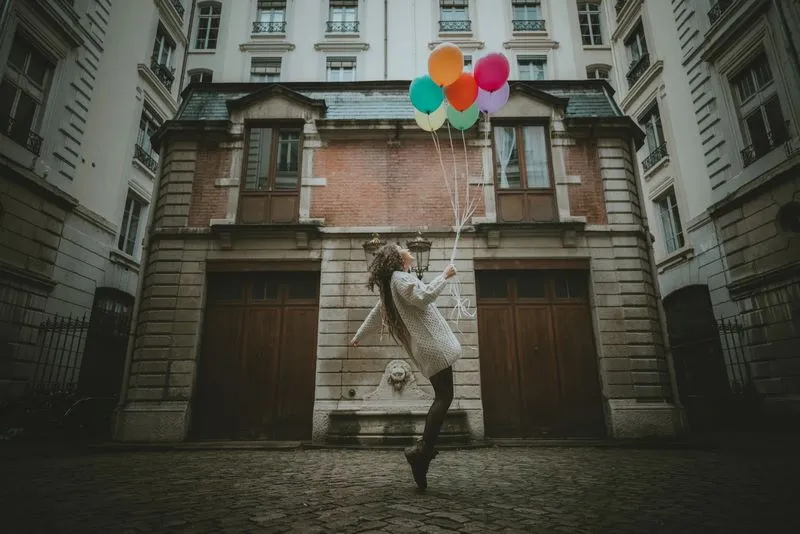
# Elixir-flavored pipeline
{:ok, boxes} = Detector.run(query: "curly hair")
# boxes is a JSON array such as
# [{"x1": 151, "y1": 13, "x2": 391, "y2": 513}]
[{"x1": 367, "y1": 244, "x2": 412, "y2": 354}]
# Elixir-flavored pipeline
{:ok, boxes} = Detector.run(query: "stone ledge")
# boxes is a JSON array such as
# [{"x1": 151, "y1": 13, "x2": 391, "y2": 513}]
[{"x1": 607, "y1": 399, "x2": 686, "y2": 438}]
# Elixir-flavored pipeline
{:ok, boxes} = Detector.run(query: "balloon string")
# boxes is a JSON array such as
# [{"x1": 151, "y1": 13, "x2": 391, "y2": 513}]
[{"x1": 446, "y1": 122, "x2": 460, "y2": 225}]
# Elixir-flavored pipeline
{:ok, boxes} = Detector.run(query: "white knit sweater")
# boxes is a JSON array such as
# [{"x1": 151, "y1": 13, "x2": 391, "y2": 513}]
[{"x1": 354, "y1": 271, "x2": 462, "y2": 379}]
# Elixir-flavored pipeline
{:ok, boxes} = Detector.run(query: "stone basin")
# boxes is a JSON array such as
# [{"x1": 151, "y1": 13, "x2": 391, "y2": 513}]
[{"x1": 326, "y1": 407, "x2": 471, "y2": 446}]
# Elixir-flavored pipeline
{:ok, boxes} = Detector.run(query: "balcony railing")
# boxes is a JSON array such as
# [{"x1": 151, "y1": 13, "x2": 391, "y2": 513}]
[
  {"x1": 642, "y1": 142, "x2": 668, "y2": 172},
  {"x1": 615, "y1": 0, "x2": 630, "y2": 14},
  {"x1": 170, "y1": 0, "x2": 185, "y2": 20},
  {"x1": 253, "y1": 21, "x2": 287, "y2": 33},
  {"x1": 439, "y1": 20, "x2": 471, "y2": 32},
  {"x1": 1, "y1": 114, "x2": 43, "y2": 156},
  {"x1": 149, "y1": 56, "x2": 175, "y2": 91},
  {"x1": 326, "y1": 21, "x2": 359, "y2": 33},
  {"x1": 708, "y1": 0, "x2": 734, "y2": 25},
  {"x1": 512, "y1": 19, "x2": 546, "y2": 32},
  {"x1": 134, "y1": 144, "x2": 159, "y2": 174},
  {"x1": 741, "y1": 121, "x2": 790, "y2": 167},
  {"x1": 626, "y1": 53, "x2": 650, "y2": 88}
]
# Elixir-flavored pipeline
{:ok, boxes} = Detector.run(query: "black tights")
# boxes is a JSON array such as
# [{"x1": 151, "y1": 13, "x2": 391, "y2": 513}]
[{"x1": 422, "y1": 366, "x2": 454, "y2": 450}]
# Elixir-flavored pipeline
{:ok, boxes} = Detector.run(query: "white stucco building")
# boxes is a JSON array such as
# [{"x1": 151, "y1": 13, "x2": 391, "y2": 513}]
[{"x1": 0, "y1": 0, "x2": 190, "y2": 397}]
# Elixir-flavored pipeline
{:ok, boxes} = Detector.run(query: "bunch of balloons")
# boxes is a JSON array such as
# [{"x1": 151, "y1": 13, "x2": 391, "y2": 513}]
[{"x1": 410, "y1": 43, "x2": 511, "y2": 132}]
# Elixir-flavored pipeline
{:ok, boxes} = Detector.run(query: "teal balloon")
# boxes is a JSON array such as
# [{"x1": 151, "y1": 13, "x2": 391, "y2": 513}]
[
  {"x1": 447, "y1": 103, "x2": 479, "y2": 131},
  {"x1": 409, "y1": 75, "x2": 444, "y2": 114}
]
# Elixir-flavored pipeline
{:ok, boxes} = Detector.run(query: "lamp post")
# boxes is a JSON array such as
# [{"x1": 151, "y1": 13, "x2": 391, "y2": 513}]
[
  {"x1": 362, "y1": 233, "x2": 386, "y2": 270},
  {"x1": 406, "y1": 231, "x2": 432, "y2": 280}
]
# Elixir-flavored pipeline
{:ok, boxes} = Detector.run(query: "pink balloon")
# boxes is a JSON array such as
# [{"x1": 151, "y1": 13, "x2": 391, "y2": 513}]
[
  {"x1": 474, "y1": 53, "x2": 510, "y2": 92},
  {"x1": 476, "y1": 83, "x2": 510, "y2": 114}
]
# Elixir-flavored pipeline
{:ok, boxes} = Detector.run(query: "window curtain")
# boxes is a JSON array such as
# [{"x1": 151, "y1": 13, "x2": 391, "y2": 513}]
[
  {"x1": 494, "y1": 126, "x2": 516, "y2": 188},
  {"x1": 523, "y1": 126, "x2": 548, "y2": 187}
]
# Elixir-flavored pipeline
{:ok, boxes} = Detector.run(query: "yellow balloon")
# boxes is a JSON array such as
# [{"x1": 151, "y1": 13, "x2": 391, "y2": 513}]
[
  {"x1": 428, "y1": 42, "x2": 464, "y2": 87},
  {"x1": 414, "y1": 103, "x2": 447, "y2": 132}
]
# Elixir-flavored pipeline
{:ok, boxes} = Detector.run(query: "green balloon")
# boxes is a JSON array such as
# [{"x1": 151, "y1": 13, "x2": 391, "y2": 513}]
[
  {"x1": 446, "y1": 103, "x2": 479, "y2": 131},
  {"x1": 409, "y1": 75, "x2": 444, "y2": 114}
]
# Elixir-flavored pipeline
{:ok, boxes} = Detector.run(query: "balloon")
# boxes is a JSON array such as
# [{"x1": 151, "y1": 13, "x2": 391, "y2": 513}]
[
  {"x1": 414, "y1": 103, "x2": 447, "y2": 132},
  {"x1": 447, "y1": 103, "x2": 479, "y2": 131},
  {"x1": 444, "y1": 73, "x2": 478, "y2": 111},
  {"x1": 474, "y1": 53, "x2": 510, "y2": 92},
  {"x1": 428, "y1": 42, "x2": 464, "y2": 87},
  {"x1": 476, "y1": 82, "x2": 510, "y2": 114},
  {"x1": 409, "y1": 75, "x2": 444, "y2": 113}
]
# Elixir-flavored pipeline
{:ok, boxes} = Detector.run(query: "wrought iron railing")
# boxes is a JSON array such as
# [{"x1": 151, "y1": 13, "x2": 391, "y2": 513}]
[
  {"x1": 615, "y1": 0, "x2": 629, "y2": 14},
  {"x1": 741, "y1": 121, "x2": 790, "y2": 167},
  {"x1": 708, "y1": 0, "x2": 734, "y2": 25},
  {"x1": 642, "y1": 142, "x2": 668, "y2": 172},
  {"x1": 512, "y1": 19, "x2": 546, "y2": 32},
  {"x1": 170, "y1": 0, "x2": 185, "y2": 19},
  {"x1": 626, "y1": 52, "x2": 650, "y2": 88},
  {"x1": 439, "y1": 20, "x2": 471, "y2": 32},
  {"x1": 326, "y1": 21, "x2": 359, "y2": 33},
  {"x1": 149, "y1": 56, "x2": 175, "y2": 91},
  {"x1": 1, "y1": 113, "x2": 43, "y2": 155},
  {"x1": 134, "y1": 144, "x2": 158, "y2": 173},
  {"x1": 252, "y1": 21, "x2": 287, "y2": 33}
]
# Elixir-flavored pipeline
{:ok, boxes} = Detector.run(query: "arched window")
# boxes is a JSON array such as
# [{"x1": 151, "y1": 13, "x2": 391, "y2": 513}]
[
  {"x1": 188, "y1": 69, "x2": 214, "y2": 84},
  {"x1": 195, "y1": 2, "x2": 221, "y2": 50},
  {"x1": 586, "y1": 64, "x2": 611, "y2": 80}
]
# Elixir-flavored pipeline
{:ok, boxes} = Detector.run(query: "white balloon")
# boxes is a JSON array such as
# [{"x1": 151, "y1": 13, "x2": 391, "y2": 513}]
[{"x1": 414, "y1": 103, "x2": 447, "y2": 132}]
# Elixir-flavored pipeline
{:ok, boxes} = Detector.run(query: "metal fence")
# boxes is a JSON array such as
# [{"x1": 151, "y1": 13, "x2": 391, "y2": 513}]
[{"x1": 718, "y1": 316, "x2": 754, "y2": 396}]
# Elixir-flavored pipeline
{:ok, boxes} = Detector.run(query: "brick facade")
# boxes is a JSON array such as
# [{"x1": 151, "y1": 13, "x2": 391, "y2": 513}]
[{"x1": 114, "y1": 83, "x2": 684, "y2": 443}]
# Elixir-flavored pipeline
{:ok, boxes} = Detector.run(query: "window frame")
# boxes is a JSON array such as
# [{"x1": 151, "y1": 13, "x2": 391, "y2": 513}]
[
  {"x1": 517, "y1": 56, "x2": 547, "y2": 80},
  {"x1": 439, "y1": 0, "x2": 469, "y2": 21},
  {"x1": 586, "y1": 65, "x2": 610, "y2": 80},
  {"x1": 638, "y1": 102, "x2": 665, "y2": 156},
  {"x1": 490, "y1": 120, "x2": 557, "y2": 223},
  {"x1": 1, "y1": 33, "x2": 55, "y2": 146},
  {"x1": 250, "y1": 57, "x2": 282, "y2": 82},
  {"x1": 136, "y1": 104, "x2": 162, "y2": 160},
  {"x1": 194, "y1": 2, "x2": 221, "y2": 50},
  {"x1": 578, "y1": 1, "x2": 603, "y2": 46},
  {"x1": 655, "y1": 188, "x2": 685, "y2": 255},
  {"x1": 326, "y1": 56, "x2": 357, "y2": 82},
  {"x1": 240, "y1": 122, "x2": 304, "y2": 195},
  {"x1": 329, "y1": 0, "x2": 358, "y2": 22},
  {"x1": 257, "y1": 0, "x2": 287, "y2": 22},
  {"x1": 729, "y1": 51, "x2": 789, "y2": 164},
  {"x1": 153, "y1": 24, "x2": 176, "y2": 67},
  {"x1": 118, "y1": 192, "x2": 146, "y2": 257},
  {"x1": 188, "y1": 69, "x2": 213, "y2": 84},
  {"x1": 512, "y1": 0, "x2": 542, "y2": 21},
  {"x1": 624, "y1": 22, "x2": 648, "y2": 64}
]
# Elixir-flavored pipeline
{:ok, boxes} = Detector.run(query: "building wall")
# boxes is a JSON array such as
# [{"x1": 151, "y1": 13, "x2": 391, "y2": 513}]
[{"x1": 186, "y1": 0, "x2": 615, "y2": 84}]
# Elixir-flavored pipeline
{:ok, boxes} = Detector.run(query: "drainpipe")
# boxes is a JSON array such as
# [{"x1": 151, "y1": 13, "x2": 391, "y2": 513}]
[
  {"x1": 383, "y1": 0, "x2": 388, "y2": 79},
  {"x1": 178, "y1": 0, "x2": 198, "y2": 92}
]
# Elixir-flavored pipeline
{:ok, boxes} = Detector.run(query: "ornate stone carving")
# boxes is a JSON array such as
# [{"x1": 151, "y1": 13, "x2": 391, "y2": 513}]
[{"x1": 363, "y1": 360, "x2": 432, "y2": 401}]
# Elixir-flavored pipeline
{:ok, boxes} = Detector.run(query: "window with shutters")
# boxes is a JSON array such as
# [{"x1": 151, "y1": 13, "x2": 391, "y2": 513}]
[
  {"x1": 326, "y1": 57, "x2": 356, "y2": 82},
  {"x1": 238, "y1": 125, "x2": 302, "y2": 224},
  {"x1": 492, "y1": 123, "x2": 556, "y2": 223},
  {"x1": 251, "y1": 58, "x2": 281, "y2": 82},
  {"x1": 731, "y1": 52, "x2": 790, "y2": 167}
]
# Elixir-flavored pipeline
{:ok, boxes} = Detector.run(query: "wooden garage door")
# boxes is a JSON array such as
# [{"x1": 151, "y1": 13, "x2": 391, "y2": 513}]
[
  {"x1": 476, "y1": 269, "x2": 605, "y2": 438},
  {"x1": 191, "y1": 270, "x2": 320, "y2": 440}
]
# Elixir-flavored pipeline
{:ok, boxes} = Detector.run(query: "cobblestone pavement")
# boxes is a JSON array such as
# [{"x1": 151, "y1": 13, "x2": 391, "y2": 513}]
[{"x1": 2, "y1": 444, "x2": 798, "y2": 533}]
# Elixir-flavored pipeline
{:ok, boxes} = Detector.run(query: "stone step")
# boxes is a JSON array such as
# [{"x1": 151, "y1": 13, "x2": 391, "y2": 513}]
[{"x1": 326, "y1": 409, "x2": 471, "y2": 446}]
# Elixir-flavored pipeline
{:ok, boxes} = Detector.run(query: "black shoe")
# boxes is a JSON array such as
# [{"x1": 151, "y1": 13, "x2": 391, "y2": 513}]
[{"x1": 404, "y1": 441, "x2": 438, "y2": 490}]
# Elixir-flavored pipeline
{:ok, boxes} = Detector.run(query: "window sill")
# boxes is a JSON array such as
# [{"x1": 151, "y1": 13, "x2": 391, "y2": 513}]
[
  {"x1": 641, "y1": 155, "x2": 670, "y2": 181},
  {"x1": 582, "y1": 44, "x2": 611, "y2": 51},
  {"x1": 133, "y1": 157, "x2": 157, "y2": 179},
  {"x1": 251, "y1": 32, "x2": 287, "y2": 39},
  {"x1": 109, "y1": 249, "x2": 141, "y2": 271},
  {"x1": 656, "y1": 244, "x2": 693, "y2": 274},
  {"x1": 325, "y1": 31, "x2": 360, "y2": 38},
  {"x1": 189, "y1": 49, "x2": 217, "y2": 55},
  {"x1": 438, "y1": 31, "x2": 474, "y2": 38},
  {"x1": 512, "y1": 30, "x2": 548, "y2": 38}
]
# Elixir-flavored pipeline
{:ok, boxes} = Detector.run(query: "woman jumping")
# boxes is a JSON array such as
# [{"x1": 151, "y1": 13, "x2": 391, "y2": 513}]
[{"x1": 350, "y1": 243, "x2": 461, "y2": 490}]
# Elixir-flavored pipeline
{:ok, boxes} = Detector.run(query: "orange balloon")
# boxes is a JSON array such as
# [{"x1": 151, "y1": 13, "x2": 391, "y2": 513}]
[
  {"x1": 445, "y1": 73, "x2": 479, "y2": 111},
  {"x1": 428, "y1": 42, "x2": 464, "y2": 86}
]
